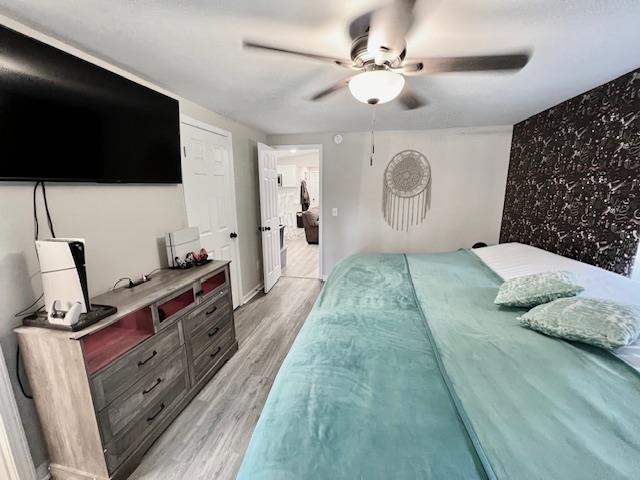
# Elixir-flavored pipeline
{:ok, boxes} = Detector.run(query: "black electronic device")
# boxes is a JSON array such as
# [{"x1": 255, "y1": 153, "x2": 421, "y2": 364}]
[{"x1": 0, "y1": 24, "x2": 181, "y2": 183}]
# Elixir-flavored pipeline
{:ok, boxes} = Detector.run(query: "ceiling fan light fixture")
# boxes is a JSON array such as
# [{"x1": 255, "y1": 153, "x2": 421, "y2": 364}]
[{"x1": 348, "y1": 70, "x2": 405, "y2": 105}]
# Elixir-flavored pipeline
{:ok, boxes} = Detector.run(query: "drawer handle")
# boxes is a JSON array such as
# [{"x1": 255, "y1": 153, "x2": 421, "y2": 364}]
[
  {"x1": 146, "y1": 403, "x2": 165, "y2": 422},
  {"x1": 138, "y1": 350, "x2": 157, "y2": 367},
  {"x1": 208, "y1": 327, "x2": 220, "y2": 338},
  {"x1": 142, "y1": 378, "x2": 163, "y2": 395},
  {"x1": 205, "y1": 306, "x2": 218, "y2": 316},
  {"x1": 210, "y1": 346, "x2": 222, "y2": 358}
]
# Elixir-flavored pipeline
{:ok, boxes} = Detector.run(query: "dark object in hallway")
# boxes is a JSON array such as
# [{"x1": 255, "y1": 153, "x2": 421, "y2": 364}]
[
  {"x1": 296, "y1": 212, "x2": 303, "y2": 228},
  {"x1": 302, "y1": 207, "x2": 319, "y2": 244},
  {"x1": 300, "y1": 180, "x2": 310, "y2": 211}
]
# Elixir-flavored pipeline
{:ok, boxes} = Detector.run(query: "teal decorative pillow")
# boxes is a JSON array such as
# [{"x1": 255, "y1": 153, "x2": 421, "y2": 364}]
[
  {"x1": 494, "y1": 271, "x2": 583, "y2": 308},
  {"x1": 519, "y1": 297, "x2": 640, "y2": 349}
]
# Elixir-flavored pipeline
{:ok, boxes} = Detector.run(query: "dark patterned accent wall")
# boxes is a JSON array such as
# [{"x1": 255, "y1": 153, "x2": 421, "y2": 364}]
[{"x1": 500, "y1": 69, "x2": 640, "y2": 276}]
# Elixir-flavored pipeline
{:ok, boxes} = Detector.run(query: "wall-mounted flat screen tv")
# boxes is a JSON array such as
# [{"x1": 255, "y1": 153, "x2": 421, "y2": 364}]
[{"x1": 0, "y1": 24, "x2": 181, "y2": 183}]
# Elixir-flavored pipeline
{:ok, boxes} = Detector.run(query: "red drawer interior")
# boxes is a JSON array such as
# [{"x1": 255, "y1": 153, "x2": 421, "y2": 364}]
[
  {"x1": 158, "y1": 289, "x2": 195, "y2": 323},
  {"x1": 83, "y1": 307, "x2": 154, "y2": 375},
  {"x1": 201, "y1": 271, "x2": 226, "y2": 296}
]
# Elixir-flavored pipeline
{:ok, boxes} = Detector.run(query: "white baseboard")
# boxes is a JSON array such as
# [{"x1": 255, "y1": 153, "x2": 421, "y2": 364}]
[
  {"x1": 36, "y1": 461, "x2": 50, "y2": 480},
  {"x1": 241, "y1": 284, "x2": 263, "y2": 305}
]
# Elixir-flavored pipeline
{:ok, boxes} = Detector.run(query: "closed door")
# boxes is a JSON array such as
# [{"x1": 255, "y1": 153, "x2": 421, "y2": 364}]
[
  {"x1": 181, "y1": 121, "x2": 241, "y2": 308},
  {"x1": 258, "y1": 143, "x2": 281, "y2": 293}
]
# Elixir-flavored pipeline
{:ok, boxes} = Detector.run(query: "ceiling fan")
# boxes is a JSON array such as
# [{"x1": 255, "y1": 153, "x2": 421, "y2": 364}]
[{"x1": 243, "y1": 0, "x2": 530, "y2": 110}]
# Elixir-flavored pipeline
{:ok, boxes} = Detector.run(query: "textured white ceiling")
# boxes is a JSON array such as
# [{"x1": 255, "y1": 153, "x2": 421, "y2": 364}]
[{"x1": 0, "y1": 0, "x2": 639, "y2": 134}]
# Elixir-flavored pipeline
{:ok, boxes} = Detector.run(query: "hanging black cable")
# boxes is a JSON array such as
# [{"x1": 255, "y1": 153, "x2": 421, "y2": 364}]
[
  {"x1": 33, "y1": 181, "x2": 57, "y2": 241},
  {"x1": 33, "y1": 181, "x2": 40, "y2": 242},
  {"x1": 14, "y1": 294, "x2": 44, "y2": 318},
  {"x1": 16, "y1": 346, "x2": 33, "y2": 399},
  {"x1": 41, "y1": 181, "x2": 56, "y2": 238}
]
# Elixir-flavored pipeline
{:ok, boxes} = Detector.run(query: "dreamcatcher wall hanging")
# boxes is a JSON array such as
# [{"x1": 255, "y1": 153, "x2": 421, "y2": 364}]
[{"x1": 382, "y1": 150, "x2": 432, "y2": 231}]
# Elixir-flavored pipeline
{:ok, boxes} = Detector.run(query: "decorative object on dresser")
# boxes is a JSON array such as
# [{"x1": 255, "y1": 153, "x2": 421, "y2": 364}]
[
  {"x1": 165, "y1": 226, "x2": 202, "y2": 268},
  {"x1": 382, "y1": 150, "x2": 432, "y2": 231},
  {"x1": 15, "y1": 261, "x2": 238, "y2": 480}
]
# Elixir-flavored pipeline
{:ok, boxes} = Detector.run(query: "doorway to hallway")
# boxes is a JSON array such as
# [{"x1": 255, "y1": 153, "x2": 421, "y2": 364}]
[{"x1": 276, "y1": 146, "x2": 321, "y2": 280}]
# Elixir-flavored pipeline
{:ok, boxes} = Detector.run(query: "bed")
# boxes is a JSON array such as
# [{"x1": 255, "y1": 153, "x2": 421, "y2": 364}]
[{"x1": 237, "y1": 243, "x2": 640, "y2": 480}]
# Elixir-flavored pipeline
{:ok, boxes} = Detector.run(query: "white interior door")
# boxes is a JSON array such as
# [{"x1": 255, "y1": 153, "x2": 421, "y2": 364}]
[
  {"x1": 181, "y1": 120, "x2": 242, "y2": 308},
  {"x1": 309, "y1": 168, "x2": 320, "y2": 207},
  {"x1": 258, "y1": 143, "x2": 281, "y2": 293}
]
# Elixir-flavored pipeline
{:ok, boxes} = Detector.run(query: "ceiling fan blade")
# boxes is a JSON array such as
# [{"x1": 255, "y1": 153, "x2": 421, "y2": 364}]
[
  {"x1": 243, "y1": 40, "x2": 354, "y2": 68},
  {"x1": 309, "y1": 78, "x2": 352, "y2": 101},
  {"x1": 399, "y1": 52, "x2": 530, "y2": 75},
  {"x1": 397, "y1": 87, "x2": 427, "y2": 110},
  {"x1": 348, "y1": 11, "x2": 373, "y2": 39},
  {"x1": 367, "y1": 0, "x2": 416, "y2": 65}
]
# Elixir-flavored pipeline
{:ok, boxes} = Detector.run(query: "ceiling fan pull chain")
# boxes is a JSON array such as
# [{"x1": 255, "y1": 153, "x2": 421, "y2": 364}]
[{"x1": 370, "y1": 105, "x2": 376, "y2": 166}]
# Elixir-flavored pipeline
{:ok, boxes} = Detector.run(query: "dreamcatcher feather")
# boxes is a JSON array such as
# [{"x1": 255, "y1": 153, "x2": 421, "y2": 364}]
[{"x1": 382, "y1": 150, "x2": 432, "y2": 231}]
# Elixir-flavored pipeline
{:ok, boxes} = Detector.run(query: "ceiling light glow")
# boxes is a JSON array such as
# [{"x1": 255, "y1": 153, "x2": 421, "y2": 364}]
[{"x1": 348, "y1": 70, "x2": 405, "y2": 105}]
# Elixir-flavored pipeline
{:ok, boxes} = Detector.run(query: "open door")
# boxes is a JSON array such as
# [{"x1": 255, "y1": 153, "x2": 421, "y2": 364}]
[
  {"x1": 258, "y1": 143, "x2": 282, "y2": 293},
  {"x1": 181, "y1": 119, "x2": 242, "y2": 308}
]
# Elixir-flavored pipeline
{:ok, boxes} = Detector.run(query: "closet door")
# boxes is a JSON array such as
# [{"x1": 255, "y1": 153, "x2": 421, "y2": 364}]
[{"x1": 181, "y1": 120, "x2": 242, "y2": 309}]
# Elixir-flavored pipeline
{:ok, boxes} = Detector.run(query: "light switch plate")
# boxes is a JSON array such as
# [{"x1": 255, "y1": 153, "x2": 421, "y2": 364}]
[{"x1": 332, "y1": 208, "x2": 338, "y2": 217}]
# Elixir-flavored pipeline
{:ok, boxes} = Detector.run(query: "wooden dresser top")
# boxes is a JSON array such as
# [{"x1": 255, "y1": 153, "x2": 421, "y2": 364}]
[{"x1": 15, "y1": 260, "x2": 230, "y2": 340}]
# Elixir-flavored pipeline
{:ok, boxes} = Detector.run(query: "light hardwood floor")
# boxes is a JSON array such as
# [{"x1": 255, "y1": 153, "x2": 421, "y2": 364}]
[
  {"x1": 282, "y1": 228, "x2": 320, "y2": 279},
  {"x1": 130, "y1": 276, "x2": 323, "y2": 480}
]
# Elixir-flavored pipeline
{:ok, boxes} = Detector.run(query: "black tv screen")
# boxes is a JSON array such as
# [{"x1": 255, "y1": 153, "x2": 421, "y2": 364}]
[{"x1": 0, "y1": 25, "x2": 181, "y2": 183}]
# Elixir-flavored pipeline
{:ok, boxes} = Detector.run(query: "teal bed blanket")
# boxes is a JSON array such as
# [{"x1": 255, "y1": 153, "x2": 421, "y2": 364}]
[{"x1": 237, "y1": 251, "x2": 640, "y2": 479}]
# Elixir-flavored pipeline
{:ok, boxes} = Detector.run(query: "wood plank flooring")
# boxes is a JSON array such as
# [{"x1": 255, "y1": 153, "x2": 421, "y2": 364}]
[
  {"x1": 281, "y1": 229, "x2": 320, "y2": 279},
  {"x1": 130, "y1": 276, "x2": 323, "y2": 480}
]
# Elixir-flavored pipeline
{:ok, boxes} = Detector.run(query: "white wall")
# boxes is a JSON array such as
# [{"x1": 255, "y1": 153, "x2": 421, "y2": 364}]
[
  {"x1": 0, "y1": 15, "x2": 265, "y2": 470},
  {"x1": 269, "y1": 127, "x2": 513, "y2": 277}
]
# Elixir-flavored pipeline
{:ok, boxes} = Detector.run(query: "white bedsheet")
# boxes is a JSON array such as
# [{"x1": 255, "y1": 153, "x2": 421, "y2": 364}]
[{"x1": 472, "y1": 242, "x2": 640, "y2": 371}]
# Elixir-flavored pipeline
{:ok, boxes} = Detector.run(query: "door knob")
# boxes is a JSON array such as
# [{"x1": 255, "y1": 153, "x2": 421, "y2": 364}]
[
  {"x1": 230, "y1": 232, "x2": 238, "y2": 238},
  {"x1": 266, "y1": 226, "x2": 271, "y2": 231}
]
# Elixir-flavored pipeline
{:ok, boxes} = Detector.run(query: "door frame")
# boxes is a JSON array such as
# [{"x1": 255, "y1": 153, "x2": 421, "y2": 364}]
[
  {"x1": 273, "y1": 144, "x2": 324, "y2": 280},
  {"x1": 179, "y1": 114, "x2": 245, "y2": 305}
]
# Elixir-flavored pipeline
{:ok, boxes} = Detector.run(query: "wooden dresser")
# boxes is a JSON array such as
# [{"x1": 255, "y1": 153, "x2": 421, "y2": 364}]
[{"x1": 15, "y1": 261, "x2": 238, "y2": 480}]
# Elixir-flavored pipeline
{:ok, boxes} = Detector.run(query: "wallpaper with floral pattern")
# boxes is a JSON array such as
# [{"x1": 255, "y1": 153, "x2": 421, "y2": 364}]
[{"x1": 500, "y1": 69, "x2": 640, "y2": 276}]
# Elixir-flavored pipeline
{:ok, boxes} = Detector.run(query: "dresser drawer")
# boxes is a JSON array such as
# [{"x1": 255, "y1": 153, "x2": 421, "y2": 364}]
[
  {"x1": 193, "y1": 327, "x2": 235, "y2": 382},
  {"x1": 97, "y1": 346, "x2": 188, "y2": 441},
  {"x1": 198, "y1": 269, "x2": 228, "y2": 301},
  {"x1": 189, "y1": 312, "x2": 233, "y2": 360},
  {"x1": 104, "y1": 374, "x2": 188, "y2": 473},
  {"x1": 91, "y1": 323, "x2": 182, "y2": 411},
  {"x1": 155, "y1": 285, "x2": 197, "y2": 331},
  {"x1": 185, "y1": 288, "x2": 231, "y2": 337}
]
